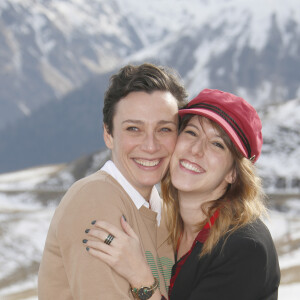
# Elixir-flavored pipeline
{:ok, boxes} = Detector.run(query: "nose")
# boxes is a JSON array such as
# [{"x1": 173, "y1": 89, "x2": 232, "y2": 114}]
[
  {"x1": 191, "y1": 139, "x2": 205, "y2": 157},
  {"x1": 140, "y1": 132, "x2": 161, "y2": 153}
]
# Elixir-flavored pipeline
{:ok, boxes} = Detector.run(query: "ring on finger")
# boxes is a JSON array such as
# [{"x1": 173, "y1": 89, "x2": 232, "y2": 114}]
[{"x1": 104, "y1": 233, "x2": 115, "y2": 245}]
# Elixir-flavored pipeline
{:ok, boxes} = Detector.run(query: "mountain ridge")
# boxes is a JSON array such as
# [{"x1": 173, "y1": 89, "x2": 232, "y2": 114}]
[
  {"x1": 0, "y1": 0, "x2": 144, "y2": 129},
  {"x1": 1, "y1": 0, "x2": 300, "y2": 175}
]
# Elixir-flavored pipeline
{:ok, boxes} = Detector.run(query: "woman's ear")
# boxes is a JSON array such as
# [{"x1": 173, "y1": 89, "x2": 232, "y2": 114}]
[
  {"x1": 226, "y1": 167, "x2": 236, "y2": 184},
  {"x1": 103, "y1": 124, "x2": 113, "y2": 149}
]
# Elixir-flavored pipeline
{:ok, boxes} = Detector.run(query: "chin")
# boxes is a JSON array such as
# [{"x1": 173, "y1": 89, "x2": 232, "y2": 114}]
[
  {"x1": 139, "y1": 179, "x2": 160, "y2": 187},
  {"x1": 172, "y1": 181, "x2": 195, "y2": 192}
]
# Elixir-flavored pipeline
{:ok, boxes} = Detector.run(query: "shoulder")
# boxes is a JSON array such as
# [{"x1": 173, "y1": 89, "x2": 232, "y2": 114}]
[
  {"x1": 62, "y1": 170, "x2": 127, "y2": 203},
  {"x1": 52, "y1": 171, "x2": 136, "y2": 238},
  {"x1": 174, "y1": 220, "x2": 280, "y2": 300},
  {"x1": 177, "y1": 220, "x2": 280, "y2": 300},
  {"x1": 69, "y1": 170, "x2": 123, "y2": 193},
  {"x1": 54, "y1": 170, "x2": 132, "y2": 223},
  {"x1": 217, "y1": 219, "x2": 278, "y2": 267},
  {"x1": 225, "y1": 219, "x2": 274, "y2": 249}
]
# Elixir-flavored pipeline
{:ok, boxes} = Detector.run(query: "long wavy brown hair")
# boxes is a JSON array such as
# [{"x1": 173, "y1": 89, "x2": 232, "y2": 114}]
[{"x1": 161, "y1": 115, "x2": 267, "y2": 257}]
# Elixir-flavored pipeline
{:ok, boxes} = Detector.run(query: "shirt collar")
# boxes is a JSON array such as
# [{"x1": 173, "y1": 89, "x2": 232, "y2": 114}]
[{"x1": 101, "y1": 160, "x2": 162, "y2": 225}]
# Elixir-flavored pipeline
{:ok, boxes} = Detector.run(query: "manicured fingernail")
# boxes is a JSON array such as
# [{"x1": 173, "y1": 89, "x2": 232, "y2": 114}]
[
  {"x1": 85, "y1": 229, "x2": 90, "y2": 233},
  {"x1": 86, "y1": 247, "x2": 89, "y2": 251},
  {"x1": 91, "y1": 220, "x2": 96, "y2": 225},
  {"x1": 83, "y1": 239, "x2": 88, "y2": 243},
  {"x1": 122, "y1": 215, "x2": 127, "y2": 222}
]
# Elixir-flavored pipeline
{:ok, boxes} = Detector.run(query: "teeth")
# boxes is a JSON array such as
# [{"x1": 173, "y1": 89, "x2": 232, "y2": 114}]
[
  {"x1": 134, "y1": 159, "x2": 160, "y2": 167},
  {"x1": 180, "y1": 160, "x2": 201, "y2": 173}
]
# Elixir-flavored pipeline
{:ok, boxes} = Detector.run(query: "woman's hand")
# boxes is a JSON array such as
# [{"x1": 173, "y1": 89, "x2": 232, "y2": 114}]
[{"x1": 84, "y1": 216, "x2": 155, "y2": 288}]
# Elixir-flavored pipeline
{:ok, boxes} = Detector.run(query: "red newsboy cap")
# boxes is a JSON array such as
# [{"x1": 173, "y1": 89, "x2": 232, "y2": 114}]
[{"x1": 178, "y1": 89, "x2": 263, "y2": 163}]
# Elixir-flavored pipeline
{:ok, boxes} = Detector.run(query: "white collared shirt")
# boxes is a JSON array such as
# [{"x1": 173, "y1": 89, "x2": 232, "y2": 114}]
[{"x1": 101, "y1": 160, "x2": 162, "y2": 225}]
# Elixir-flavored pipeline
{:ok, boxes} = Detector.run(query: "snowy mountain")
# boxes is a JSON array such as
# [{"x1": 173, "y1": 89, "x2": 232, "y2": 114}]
[
  {"x1": 0, "y1": 0, "x2": 144, "y2": 129},
  {"x1": 124, "y1": 0, "x2": 300, "y2": 106},
  {"x1": 0, "y1": 0, "x2": 300, "y2": 173},
  {"x1": 1, "y1": 0, "x2": 300, "y2": 130},
  {"x1": 0, "y1": 72, "x2": 111, "y2": 173},
  {"x1": 0, "y1": 0, "x2": 204, "y2": 130}
]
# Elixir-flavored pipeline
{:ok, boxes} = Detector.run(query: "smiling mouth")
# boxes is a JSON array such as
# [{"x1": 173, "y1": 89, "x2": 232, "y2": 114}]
[
  {"x1": 134, "y1": 159, "x2": 160, "y2": 167},
  {"x1": 180, "y1": 160, "x2": 203, "y2": 173}
]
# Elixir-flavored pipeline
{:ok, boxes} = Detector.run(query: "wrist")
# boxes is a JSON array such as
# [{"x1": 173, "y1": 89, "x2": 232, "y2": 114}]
[
  {"x1": 130, "y1": 277, "x2": 159, "y2": 300},
  {"x1": 128, "y1": 265, "x2": 154, "y2": 288}
]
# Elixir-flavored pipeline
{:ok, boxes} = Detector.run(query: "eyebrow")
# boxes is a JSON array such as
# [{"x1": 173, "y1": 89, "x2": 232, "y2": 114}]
[
  {"x1": 185, "y1": 123, "x2": 199, "y2": 130},
  {"x1": 122, "y1": 120, "x2": 177, "y2": 126},
  {"x1": 186, "y1": 123, "x2": 223, "y2": 138}
]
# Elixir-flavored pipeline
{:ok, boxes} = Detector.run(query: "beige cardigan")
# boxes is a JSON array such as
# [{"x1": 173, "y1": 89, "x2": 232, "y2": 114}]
[{"x1": 38, "y1": 171, "x2": 173, "y2": 299}]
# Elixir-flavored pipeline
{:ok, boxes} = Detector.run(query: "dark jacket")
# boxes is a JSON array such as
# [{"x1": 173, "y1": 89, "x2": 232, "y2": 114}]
[{"x1": 170, "y1": 218, "x2": 280, "y2": 300}]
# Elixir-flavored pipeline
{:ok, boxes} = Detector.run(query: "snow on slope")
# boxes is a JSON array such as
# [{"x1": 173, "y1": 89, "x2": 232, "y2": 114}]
[
  {"x1": 0, "y1": 0, "x2": 145, "y2": 129},
  {"x1": 1, "y1": 0, "x2": 300, "y2": 128},
  {"x1": 0, "y1": 0, "x2": 158, "y2": 72},
  {"x1": 121, "y1": 0, "x2": 300, "y2": 105},
  {"x1": 0, "y1": 165, "x2": 65, "y2": 192},
  {"x1": 258, "y1": 97, "x2": 300, "y2": 193},
  {"x1": 116, "y1": 0, "x2": 300, "y2": 48},
  {"x1": 0, "y1": 152, "x2": 300, "y2": 298}
]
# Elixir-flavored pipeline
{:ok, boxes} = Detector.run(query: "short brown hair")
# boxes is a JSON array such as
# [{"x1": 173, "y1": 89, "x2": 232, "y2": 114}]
[{"x1": 103, "y1": 63, "x2": 187, "y2": 135}]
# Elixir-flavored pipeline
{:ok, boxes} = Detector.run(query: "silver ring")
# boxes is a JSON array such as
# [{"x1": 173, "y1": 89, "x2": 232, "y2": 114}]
[{"x1": 104, "y1": 233, "x2": 114, "y2": 245}]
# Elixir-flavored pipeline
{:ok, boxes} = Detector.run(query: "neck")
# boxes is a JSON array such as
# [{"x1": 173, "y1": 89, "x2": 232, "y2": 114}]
[
  {"x1": 137, "y1": 184, "x2": 153, "y2": 202},
  {"x1": 178, "y1": 191, "x2": 211, "y2": 235},
  {"x1": 143, "y1": 190, "x2": 151, "y2": 202},
  {"x1": 110, "y1": 158, "x2": 153, "y2": 201},
  {"x1": 176, "y1": 192, "x2": 210, "y2": 259}
]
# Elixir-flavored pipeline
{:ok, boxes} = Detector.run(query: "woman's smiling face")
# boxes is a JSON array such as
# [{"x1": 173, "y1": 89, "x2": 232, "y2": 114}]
[
  {"x1": 104, "y1": 90, "x2": 179, "y2": 199},
  {"x1": 169, "y1": 116, "x2": 235, "y2": 200}
]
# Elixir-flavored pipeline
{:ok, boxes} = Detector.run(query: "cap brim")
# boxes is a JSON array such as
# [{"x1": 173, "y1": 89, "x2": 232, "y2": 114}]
[{"x1": 179, "y1": 108, "x2": 248, "y2": 158}]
